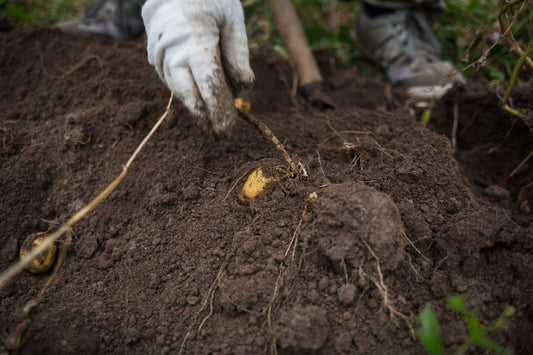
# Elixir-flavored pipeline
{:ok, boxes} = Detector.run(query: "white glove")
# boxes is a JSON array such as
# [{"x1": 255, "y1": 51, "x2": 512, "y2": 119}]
[{"x1": 142, "y1": 0, "x2": 254, "y2": 137}]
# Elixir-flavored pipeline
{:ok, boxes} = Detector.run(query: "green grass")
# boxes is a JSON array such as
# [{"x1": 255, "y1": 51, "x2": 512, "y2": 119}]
[
  {"x1": 1, "y1": 0, "x2": 531, "y2": 83},
  {"x1": 0, "y1": 0, "x2": 90, "y2": 26}
]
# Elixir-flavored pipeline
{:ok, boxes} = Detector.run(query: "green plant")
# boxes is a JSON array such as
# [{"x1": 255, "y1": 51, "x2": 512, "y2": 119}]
[
  {"x1": 437, "y1": 0, "x2": 532, "y2": 83},
  {"x1": 418, "y1": 305, "x2": 445, "y2": 355},
  {"x1": 0, "y1": 0, "x2": 90, "y2": 26},
  {"x1": 1, "y1": 2, "x2": 36, "y2": 24},
  {"x1": 417, "y1": 295, "x2": 515, "y2": 355},
  {"x1": 243, "y1": 0, "x2": 532, "y2": 83}
]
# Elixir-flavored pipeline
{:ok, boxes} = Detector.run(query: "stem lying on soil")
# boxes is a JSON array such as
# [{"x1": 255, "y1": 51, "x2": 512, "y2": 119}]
[
  {"x1": 238, "y1": 110, "x2": 299, "y2": 175},
  {"x1": 509, "y1": 149, "x2": 533, "y2": 178},
  {"x1": 0, "y1": 94, "x2": 174, "y2": 291}
]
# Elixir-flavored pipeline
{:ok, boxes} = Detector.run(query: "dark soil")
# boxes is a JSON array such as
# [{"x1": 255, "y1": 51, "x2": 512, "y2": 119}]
[{"x1": 1, "y1": 25, "x2": 532, "y2": 354}]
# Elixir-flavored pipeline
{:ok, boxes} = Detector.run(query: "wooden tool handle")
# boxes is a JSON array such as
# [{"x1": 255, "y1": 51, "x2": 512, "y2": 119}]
[{"x1": 268, "y1": 0, "x2": 323, "y2": 87}]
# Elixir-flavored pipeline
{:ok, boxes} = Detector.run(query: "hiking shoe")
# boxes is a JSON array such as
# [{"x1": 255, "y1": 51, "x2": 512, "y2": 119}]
[
  {"x1": 355, "y1": 4, "x2": 465, "y2": 99},
  {"x1": 56, "y1": 0, "x2": 144, "y2": 40}
]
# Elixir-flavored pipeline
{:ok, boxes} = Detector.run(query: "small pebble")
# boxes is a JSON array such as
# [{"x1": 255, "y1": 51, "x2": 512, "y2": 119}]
[{"x1": 484, "y1": 185, "x2": 510, "y2": 200}]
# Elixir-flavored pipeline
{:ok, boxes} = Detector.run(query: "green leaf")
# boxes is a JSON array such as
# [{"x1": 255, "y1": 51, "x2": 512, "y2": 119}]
[
  {"x1": 417, "y1": 306, "x2": 445, "y2": 355},
  {"x1": 5, "y1": 4, "x2": 36, "y2": 24},
  {"x1": 465, "y1": 313, "x2": 485, "y2": 343},
  {"x1": 446, "y1": 294, "x2": 466, "y2": 313},
  {"x1": 489, "y1": 306, "x2": 515, "y2": 331},
  {"x1": 420, "y1": 109, "x2": 431, "y2": 125}
]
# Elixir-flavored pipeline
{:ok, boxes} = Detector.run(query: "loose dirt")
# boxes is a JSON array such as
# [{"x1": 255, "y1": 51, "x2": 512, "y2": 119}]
[{"x1": 1, "y1": 24, "x2": 532, "y2": 354}]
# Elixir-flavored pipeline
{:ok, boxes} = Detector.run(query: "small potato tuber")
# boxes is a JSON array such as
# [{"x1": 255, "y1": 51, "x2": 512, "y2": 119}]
[
  {"x1": 19, "y1": 233, "x2": 57, "y2": 274},
  {"x1": 239, "y1": 167, "x2": 275, "y2": 204},
  {"x1": 234, "y1": 98, "x2": 251, "y2": 113}
]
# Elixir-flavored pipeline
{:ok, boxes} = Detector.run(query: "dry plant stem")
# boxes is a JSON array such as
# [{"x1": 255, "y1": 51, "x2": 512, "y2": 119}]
[
  {"x1": 0, "y1": 93, "x2": 174, "y2": 291},
  {"x1": 40, "y1": 52, "x2": 104, "y2": 80},
  {"x1": 501, "y1": 45, "x2": 533, "y2": 119},
  {"x1": 499, "y1": 0, "x2": 533, "y2": 71},
  {"x1": 59, "y1": 55, "x2": 104, "y2": 79},
  {"x1": 238, "y1": 110, "x2": 298, "y2": 174},
  {"x1": 510, "y1": 149, "x2": 533, "y2": 178},
  {"x1": 462, "y1": 0, "x2": 527, "y2": 73}
]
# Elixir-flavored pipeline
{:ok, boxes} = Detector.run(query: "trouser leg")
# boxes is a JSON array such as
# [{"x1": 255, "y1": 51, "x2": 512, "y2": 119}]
[
  {"x1": 116, "y1": 0, "x2": 145, "y2": 39},
  {"x1": 354, "y1": 0, "x2": 464, "y2": 98},
  {"x1": 80, "y1": 0, "x2": 145, "y2": 39}
]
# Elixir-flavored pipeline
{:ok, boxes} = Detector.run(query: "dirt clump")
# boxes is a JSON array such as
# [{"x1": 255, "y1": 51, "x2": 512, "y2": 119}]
[
  {"x1": 306, "y1": 182, "x2": 407, "y2": 272},
  {"x1": 276, "y1": 305, "x2": 329, "y2": 352}
]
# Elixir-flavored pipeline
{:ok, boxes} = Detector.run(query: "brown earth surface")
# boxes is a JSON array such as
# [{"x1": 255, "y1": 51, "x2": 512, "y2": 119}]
[{"x1": 1, "y1": 24, "x2": 532, "y2": 354}]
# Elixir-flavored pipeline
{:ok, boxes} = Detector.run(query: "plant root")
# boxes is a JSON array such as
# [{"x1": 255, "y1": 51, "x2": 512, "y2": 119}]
[
  {"x1": 178, "y1": 259, "x2": 228, "y2": 354},
  {"x1": 361, "y1": 241, "x2": 416, "y2": 340},
  {"x1": 179, "y1": 260, "x2": 227, "y2": 355},
  {"x1": 285, "y1": 193, "x2": 316, "y2": 261},
  {"x1": 181, "y1": 245, "x2": 286, "y2": 354},
  {"x1": 402, "y1": 231, "x2": 431, "y2": 262},
  {"x1": 319, "y1": 115, "x2": 401, "y2": 164}
]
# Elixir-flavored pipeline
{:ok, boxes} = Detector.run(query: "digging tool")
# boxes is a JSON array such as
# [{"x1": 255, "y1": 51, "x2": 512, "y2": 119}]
[{"x1": 268, "y1": 0, "x2": 335, "y2": 108}]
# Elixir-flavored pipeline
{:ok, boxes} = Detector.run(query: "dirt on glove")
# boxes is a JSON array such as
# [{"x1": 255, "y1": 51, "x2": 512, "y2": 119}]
[{"x1": 0, "y1": 24, "x2": 532, "y2": 354}]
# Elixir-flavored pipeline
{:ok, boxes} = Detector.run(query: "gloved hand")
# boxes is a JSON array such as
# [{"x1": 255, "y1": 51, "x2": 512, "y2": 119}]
[{"x1": 142, "y1": 0, "x2": 254, "y2": 137}]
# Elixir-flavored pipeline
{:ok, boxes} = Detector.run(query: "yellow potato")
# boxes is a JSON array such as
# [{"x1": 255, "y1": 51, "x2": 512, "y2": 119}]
[
  {"x1": 234, "y1": 98, "x2": 251, "y2": 113},
  {"x1": 20, "y1": 233, "x2": 57, "y2": 274},
  {"x1": 239, "y1": 167, "x2": 275, "y2": 204}
]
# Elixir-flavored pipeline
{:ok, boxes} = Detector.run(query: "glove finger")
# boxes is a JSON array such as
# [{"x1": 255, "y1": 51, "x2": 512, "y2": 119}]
[
  {"x1": 219, "y1": 1, "x2": 255, "y2": 90},
  {"x1": 164, "y1": 62, "x2": 211, "y2": 131},
  {"x1": 189, "y1": 52, "x2": 237, "y2": 138}
]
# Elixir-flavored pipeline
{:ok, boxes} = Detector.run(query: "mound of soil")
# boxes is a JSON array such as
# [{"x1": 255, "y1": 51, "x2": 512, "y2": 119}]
[{"x1": 1, "y1": 26, "x2": 532, "y2": 354}]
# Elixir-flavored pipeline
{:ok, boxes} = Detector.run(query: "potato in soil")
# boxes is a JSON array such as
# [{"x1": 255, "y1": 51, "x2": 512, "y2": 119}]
[
  {"x1": 239, "y1": 167, "x2": 276, "y2": 204},
  {"x1": 19, "y1": 233, "x2": 57, "y2": 274}
]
